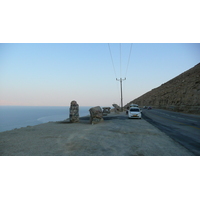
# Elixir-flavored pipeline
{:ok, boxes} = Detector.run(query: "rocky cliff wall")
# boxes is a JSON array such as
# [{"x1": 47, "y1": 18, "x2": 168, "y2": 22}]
[{"x1": 125, "y1": 63, "x2": 200, "y2": 114}]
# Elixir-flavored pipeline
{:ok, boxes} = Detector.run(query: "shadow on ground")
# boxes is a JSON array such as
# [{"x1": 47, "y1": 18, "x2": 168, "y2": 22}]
[{"x1": 56, "y1": 114, "x2": 130, "y2": 125}]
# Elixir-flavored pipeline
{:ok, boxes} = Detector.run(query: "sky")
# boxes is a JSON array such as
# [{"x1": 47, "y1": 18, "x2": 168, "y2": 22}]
[
  {"x1": 0, "y1": 43, "x2": 199, "y2": 107},
  {"x1": 1, "y1": 1, "x2": 200, "y2": 107}
]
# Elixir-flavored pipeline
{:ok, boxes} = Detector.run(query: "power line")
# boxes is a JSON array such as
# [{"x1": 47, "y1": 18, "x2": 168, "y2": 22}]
[
  {"x1": 120, "y1": 43, "x2": 121, "y2": 77},
  {"x1": 107, "y1": 43, "x2": 117, "y2": 78},
  {"x1": 125, "y1": 43, "x2": 133, "y2": 77},
  {"x1": 108, "y1": 43, "x2": 132, "y2": 111}
]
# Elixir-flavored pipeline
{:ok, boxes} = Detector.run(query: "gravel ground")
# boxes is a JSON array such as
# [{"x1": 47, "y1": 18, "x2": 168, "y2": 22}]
[{"x1": 0, "y1": 112, "x2": 193, "y2": 156}]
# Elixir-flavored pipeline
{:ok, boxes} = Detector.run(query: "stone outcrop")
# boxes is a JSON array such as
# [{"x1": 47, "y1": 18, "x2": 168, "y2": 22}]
[
  {"x1": 102, "y1": 107, "x2": 111, "y2": 116},
  {"x1": 69, "y1": 100, "x2": 79, "y2": 123},
  {"x1": 89, "y1": 106, "x2": 104, "y2": 124},
  {"x1": 112, "y1": 104, "x2": 121, "y2": 113},
  {"x1": 125, "y1": 63, "x2": 200, "y2": 114}
]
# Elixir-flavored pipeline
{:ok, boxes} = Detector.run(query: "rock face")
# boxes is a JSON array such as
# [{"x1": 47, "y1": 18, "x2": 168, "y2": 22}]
[
  {"x1": 125, "y1": 63, "x2": 200, "y2": 114},
  {"x1": 69, "y1": 100, "x2": 79, "y2": 123},
  {"x1": 89, "y1": 106, "x2": 104, "y2": 124},
  {"x1": 102, "y1": 107, "x2": 111, "y2": 116},
  {"x1": 112, "y1": 104, "x2": 121, "y2": 113}
]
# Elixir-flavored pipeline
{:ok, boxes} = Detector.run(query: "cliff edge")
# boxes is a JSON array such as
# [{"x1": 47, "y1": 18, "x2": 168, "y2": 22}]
[{"x1": 125, "y1": 63, "x2": 200, "y2": 114}]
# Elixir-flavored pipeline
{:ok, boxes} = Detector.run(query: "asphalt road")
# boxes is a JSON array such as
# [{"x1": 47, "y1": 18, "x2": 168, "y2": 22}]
[{"x1": 142, "y1": 108, "x2": 200, "y2": 155}]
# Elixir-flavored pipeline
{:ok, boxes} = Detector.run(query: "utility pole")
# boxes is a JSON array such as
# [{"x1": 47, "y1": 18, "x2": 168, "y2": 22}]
[{"x1": 116, "y1": 78, "x2": 126, "y2": 111}]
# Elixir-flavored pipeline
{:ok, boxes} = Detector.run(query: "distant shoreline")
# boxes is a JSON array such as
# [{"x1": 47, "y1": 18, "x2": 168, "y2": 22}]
[{"x1": 0, "y1": 106, "x2": 92, "y2": 132}]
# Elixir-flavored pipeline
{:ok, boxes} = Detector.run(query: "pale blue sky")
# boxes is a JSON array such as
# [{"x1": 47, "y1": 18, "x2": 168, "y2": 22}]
[{"x1": 0, "y1": 43, "x2": 199, "y2": 107}]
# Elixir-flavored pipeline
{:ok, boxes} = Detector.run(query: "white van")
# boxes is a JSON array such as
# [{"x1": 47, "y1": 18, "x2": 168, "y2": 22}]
[
  {"x1": 128, "y1": 107, "x2": 142, "y2": 119},
  {"x1": 129, "y1": 104, "x2": 142, "y2": 113}
]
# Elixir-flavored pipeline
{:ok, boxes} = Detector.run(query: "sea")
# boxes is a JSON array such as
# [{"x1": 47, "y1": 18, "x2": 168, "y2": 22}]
[{"x1": 0, "y1": 106, "x2": 91, "y2": 132}]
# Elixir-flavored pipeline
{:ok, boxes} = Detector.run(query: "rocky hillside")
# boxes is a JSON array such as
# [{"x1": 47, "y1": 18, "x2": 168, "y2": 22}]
[{"x1": 125, "y1": 63, "x2": 200, "y2": 114}]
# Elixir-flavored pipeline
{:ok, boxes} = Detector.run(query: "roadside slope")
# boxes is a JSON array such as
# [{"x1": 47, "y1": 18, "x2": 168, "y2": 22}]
[{"x1": 125, "y1": 63, "x2": 200, "y2": 114}]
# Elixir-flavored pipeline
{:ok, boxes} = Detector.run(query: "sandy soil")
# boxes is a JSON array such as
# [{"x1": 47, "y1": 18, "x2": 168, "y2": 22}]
[{"x1": 0, "y1": 112, "x2": 193, "y2": 156}]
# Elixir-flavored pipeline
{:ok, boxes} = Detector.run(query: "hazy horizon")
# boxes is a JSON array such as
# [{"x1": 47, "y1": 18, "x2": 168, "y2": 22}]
[{"x1": 1, "y1": 43, "x2": 199, "y2": 107}]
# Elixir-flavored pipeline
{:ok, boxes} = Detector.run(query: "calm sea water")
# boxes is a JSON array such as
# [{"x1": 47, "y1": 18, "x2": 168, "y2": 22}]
[{"x1": 0, "y1": 106, "x2": 91, "y2": 132}]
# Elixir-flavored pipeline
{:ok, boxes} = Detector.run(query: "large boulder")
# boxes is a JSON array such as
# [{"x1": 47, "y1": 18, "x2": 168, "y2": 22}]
[
  {"x1": 102, "y1": 107, "x2": 111, "y2": 116},
  {"x1": 69, "y1": 100, "x2": 79, "y2": 123},
  {"x1": 89, "y1": 106, "x2": 104, "y2": 124},
  {"x1": 112, "y1": 104, "x2": 121, "y2": 113}
]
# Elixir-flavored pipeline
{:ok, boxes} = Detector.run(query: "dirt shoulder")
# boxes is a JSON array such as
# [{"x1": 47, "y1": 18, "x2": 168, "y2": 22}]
[{"x1": 0, "y1": 112, "x2": 193, "y2": 156}]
